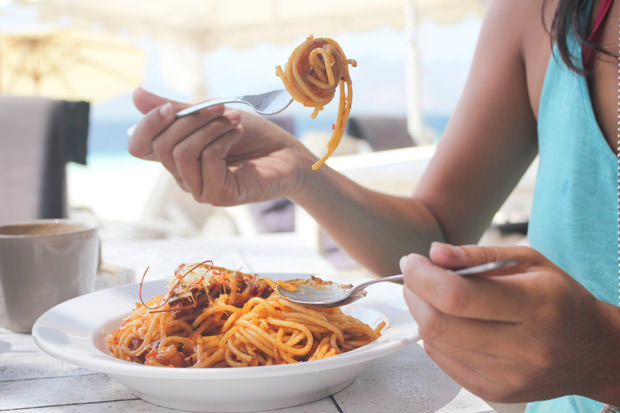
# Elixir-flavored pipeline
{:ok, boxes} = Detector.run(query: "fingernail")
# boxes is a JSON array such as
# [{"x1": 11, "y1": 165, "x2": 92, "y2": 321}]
[
  {"x1": 399, "y1": 255, "x2": 409, "y2": 271},
  {"x1": 159, "y1": 103, "x2": 172, "y2": 118},
  {"x1": 431, "y1": 242, "x2": 465, "y2": 258}
]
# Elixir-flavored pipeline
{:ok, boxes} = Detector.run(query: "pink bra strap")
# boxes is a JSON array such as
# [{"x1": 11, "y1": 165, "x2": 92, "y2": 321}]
[{"x1": 583, "y1": 0, "x2": 613, "y2": 70}]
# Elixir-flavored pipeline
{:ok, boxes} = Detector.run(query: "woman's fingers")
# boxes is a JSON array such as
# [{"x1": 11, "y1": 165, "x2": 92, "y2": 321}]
[
  {"x1": 428, "y1": 242, "x2": 542, "y2": 275},
  {"x1": 404, "y1": 279, "x2": 547, "y2": 403},
  {"x1": 149, "y1": 106, "x2": 232, "y2": 188},
  {"x1": 172, "y1": 116, "x2": 243, "y2": 199},
  {"x1": 128, "y1": 102, "x2": 176, "y2": 160},
  {"x1": 400, "y1": 252, "x2": 539, "y2": 322},
  {"x1": 128, "y1": 93, "x2": 304, "y2": 206},
  {"x1": 128, "y1": 88, "x2": 229, "y2": 163},
  {"x1": 196, "y1": 125, "x2": 246, "y2": 205},
  {"x1": 403, "y1": 286, "x2": 523, "y2": 356},
  {"x1": 132, "y1": 87, "x2": 182, "y2": 114},
  {"x1": 129, "y1": 93, "x2": 240, "y2": 195},
  {"x1": 421, "y1": 321, "x2": 564, "y2": 403},
  {"x1": 128, "y1": 88, "x2": 189, "y2": 160}
]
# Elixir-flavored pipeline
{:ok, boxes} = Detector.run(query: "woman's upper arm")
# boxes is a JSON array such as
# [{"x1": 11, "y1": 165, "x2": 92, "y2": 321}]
[{"x1": 414, "y1": 0, "x2": 540, "y2": 245}]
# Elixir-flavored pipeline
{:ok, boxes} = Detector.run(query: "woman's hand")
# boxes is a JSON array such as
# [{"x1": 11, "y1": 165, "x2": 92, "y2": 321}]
[
  {"x1": 127, "y1": 88, "x2": 316, "y2": 206},
  {"x1": 400, "y1": 243, "x2": 620, "y2": 404}
]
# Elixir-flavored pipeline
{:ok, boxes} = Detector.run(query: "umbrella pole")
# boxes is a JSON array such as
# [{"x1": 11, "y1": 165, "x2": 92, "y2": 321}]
[{"x1": 405, "y1": 0, "x2": 426, "y2": 144}]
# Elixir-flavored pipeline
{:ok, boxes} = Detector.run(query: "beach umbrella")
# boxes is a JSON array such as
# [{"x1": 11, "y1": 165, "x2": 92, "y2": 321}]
[
  {"x1": 0, "y1": 29, "x2": 146, "y2": 101},
  {"x1": 14, "y1": 0, "x2": 407, "y2": 100},
  {"x1": 14, "y1": 0, "x2": 406, "y2": 49},
  {"x1": 14, "y1": 0, "x2": 488, "y2": 44},
  {"x1": 416, "y1": 0, "x2": 489, "y2": 24}
]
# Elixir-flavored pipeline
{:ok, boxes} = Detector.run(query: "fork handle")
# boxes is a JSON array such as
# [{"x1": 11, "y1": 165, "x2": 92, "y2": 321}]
[
  {"x1": 126, "y1": 97, "x2": 241, "y2": 136},
  {"x1": 175, "y1": 97, "x2": 242, "y2": 117}
]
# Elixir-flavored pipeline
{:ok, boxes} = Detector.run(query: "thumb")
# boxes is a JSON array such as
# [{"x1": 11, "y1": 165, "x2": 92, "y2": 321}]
[{"x1": 429, "y1": 242, "x2": 523, "y2": 275}]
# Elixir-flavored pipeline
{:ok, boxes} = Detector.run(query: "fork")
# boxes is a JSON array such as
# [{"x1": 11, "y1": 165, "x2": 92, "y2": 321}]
[{"x1": 126, "y1": 89, "x2": 293, "y2": 136}]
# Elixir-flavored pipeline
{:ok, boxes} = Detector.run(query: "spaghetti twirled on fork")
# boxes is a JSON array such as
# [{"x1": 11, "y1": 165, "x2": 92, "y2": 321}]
[
  {"x1": 276, "y1": 35, "x2": 356, "y2": 170},
  {"x1": 107, "y1": 261, "x2": 383, "y2": 367}
]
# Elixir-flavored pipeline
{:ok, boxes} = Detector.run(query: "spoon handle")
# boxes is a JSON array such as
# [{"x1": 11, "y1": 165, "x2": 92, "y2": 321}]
[
  {"x1": 350, "y1": 259, "x2": 517, "y2": 297},
  {"x1": 453, "y1": 259, "x2": 517, "y2": 276},
  {"x1": 352, "y1": 275, "x2": 403, "y2": 294}
]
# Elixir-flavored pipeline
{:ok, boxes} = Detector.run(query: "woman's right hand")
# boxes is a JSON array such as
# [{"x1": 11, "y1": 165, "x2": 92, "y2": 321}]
[{"x1": 128, "y1": 88, "x2": 316, "y2": 206}]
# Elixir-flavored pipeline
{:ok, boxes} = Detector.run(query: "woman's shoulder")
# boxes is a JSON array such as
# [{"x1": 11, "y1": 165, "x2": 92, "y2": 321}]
[
  {"x1": 484, "y1": 0, "x2": 550, "y2": 45},
  {"x1": 482, "y1": 0, "x2": 553, "y2": 116},
  {"x1": 479, "y1": 0, "x2": 550, "y2": 55}
]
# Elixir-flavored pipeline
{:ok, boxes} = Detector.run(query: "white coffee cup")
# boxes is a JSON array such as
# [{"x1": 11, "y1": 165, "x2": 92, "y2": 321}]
[{"x1": 0, "y1": 219, "x2": 99, "y2": 333}]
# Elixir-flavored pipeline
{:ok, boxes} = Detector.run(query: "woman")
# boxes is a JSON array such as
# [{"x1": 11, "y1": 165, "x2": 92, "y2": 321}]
[{"x1": 128, "y1": 0, "x2": 619, "y2": 411}]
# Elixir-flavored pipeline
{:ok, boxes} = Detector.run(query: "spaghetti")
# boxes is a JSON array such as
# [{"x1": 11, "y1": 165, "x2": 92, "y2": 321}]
[
  {"x1": 107, "y1": 261, "x2": 384, "y2": 368},
  {"x1": 276, "y1": 35, "x2": 356, "y2": 170}
]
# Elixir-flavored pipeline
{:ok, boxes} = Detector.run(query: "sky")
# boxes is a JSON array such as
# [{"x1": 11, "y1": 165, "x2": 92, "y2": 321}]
[
  {"x1": 0, "y1": 2, "x2": 483, "y2": 125},
  {"x1": 126, "y1": 18, "x2": 482, "y2": 118}
]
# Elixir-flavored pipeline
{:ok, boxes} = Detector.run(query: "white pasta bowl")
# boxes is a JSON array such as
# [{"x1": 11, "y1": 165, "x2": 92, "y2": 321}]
[{"x1": 32, "y1": 275, "x2": 419, "y2": 412}]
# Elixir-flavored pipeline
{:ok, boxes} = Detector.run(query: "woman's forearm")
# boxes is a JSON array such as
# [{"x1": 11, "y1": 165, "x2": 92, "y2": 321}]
[{"x1": 289, "y1": 161, "x2": 444, "y2": 276}]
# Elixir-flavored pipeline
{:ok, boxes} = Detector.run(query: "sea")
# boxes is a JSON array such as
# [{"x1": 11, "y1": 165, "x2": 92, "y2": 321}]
[{"x1": 85, "y1": 113, "x2": 450, "y2": 162}]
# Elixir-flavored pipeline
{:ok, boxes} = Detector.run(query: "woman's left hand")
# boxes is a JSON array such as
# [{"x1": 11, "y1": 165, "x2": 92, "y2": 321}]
[{"x1": 400, "y1": 242, "x2": 620, "y2": 404}]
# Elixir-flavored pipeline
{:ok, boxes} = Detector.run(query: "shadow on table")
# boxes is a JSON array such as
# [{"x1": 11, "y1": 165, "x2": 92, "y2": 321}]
[
  {"x1": 335, "y1": 340, "x2": 527, "y2": 413},
  {"x1": 334, "y1": 343, "x2": 462, "y2": 412}
]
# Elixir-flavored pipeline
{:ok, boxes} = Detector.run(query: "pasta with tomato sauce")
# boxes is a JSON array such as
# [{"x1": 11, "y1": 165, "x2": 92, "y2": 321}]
[
  {"x1": 276, "y1": 35, "x2": 356, "y2": 170},
  {"x1": 107, "y1": 261, "x2": 384, "y2": 368}
]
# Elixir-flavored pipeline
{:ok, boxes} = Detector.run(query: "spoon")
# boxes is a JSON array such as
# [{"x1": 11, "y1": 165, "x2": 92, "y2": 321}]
[
  {"x1": 126, "y1": 89, "x2": 293, "y2": 136},
  {"x1": 276, "y1": 259, "x2": 518, "y2": 308}
]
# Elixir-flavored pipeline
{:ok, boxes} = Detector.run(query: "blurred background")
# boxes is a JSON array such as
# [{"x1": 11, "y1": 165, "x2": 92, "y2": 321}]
[{"x1": 1, "y1": 0, "x2": 517, "y2": 270}]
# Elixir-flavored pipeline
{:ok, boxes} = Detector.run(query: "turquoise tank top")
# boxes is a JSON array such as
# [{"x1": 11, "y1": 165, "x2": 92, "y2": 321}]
[{"x1": 525, "y1": 23, "x2": 618, "y2": 413}]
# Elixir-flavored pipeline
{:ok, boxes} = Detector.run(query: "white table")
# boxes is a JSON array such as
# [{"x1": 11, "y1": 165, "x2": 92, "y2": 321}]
[{"x1": 0, "y1": 233, "x2": 500, "y2": 413}]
